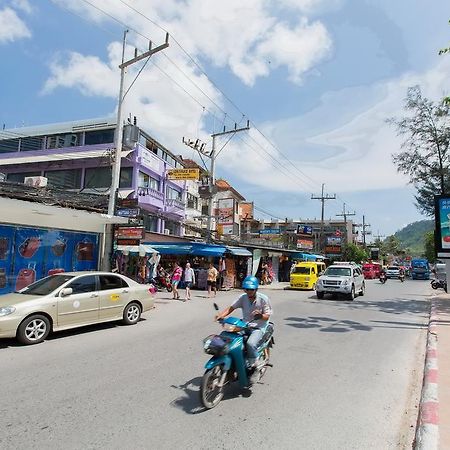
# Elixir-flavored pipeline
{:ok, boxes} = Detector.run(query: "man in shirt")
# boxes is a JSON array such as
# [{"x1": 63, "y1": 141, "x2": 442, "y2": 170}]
[{"x1": 216, "y1": 275, "x2": 273, "y2": 368}]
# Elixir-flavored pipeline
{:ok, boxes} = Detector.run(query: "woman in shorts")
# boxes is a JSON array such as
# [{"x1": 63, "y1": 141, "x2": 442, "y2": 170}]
[
  {"x1": 171, "y1": 262, "x2": 183, "y2": 300},
  {"x1": 207, "y1": 262, "x2": 219, "y2": 298}
]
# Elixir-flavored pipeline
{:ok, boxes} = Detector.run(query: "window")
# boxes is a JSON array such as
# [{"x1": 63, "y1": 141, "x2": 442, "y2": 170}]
[
  {"x1": 84, "y1": 167, "x2": 132, "y2": 189},
  {"x1": 144, "y1": 214, "x2": 158, "y2": 232},
  {"x1": 187, "y1": 193, "x2": 198, "y2": 209},
  {"x1": 46, "y1": 133, "x2": 80, "y2": 149},
  {"x1": 201, "y1": 204, "x2": 208, "y2": 216},
  {"x1": 166, "y1": 186, "x2": 182, "y2": 201},
  {"x1": 119, "y1": 167, "x2": 133, "y2": 188},
  {"x1": 138, "y1": 171, "x2": 160, "y2": 190},
  {"x1": 99, "y1": 275, "x2": 128, "y2": 290},
  {"x1": 7, "y1": 171, "x2": 41, "y2": 183},
  {"x1": 68, "y1": 275, "x2": 97, "y2": 294},
  {"x1": 20, "y1": 136, "x2": 44, "y2": 151},
  {"x1": 45, "y1": 169, "x2": 82, "y2": 189},
  {"x1": 84, "y1": 129, "x2": 114, "y2": 145},
  {"x1": 164, "y1": 220, "x2": 180, "y2": 235},
  {"x1": 0, "y1": 139, "x2": 20, "y2": 153}
]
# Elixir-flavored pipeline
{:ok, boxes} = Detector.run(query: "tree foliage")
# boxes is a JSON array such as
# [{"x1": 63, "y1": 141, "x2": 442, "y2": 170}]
[
  {"x1": 341, "y1": 243, "x2": 368, "y2": 264},
  {"x1": 389, "y1": 86, "x2": 450, "y2": 215},
  {"x1": 424, "y1": 230, "x2": 437, "y2": 263}
]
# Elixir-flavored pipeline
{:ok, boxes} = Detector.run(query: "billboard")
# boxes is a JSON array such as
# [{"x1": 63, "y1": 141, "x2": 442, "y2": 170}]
[
  {"x1": 297, "y1": 225, "x2": 313, "y2": 235},
  {"x1": 217, "y1": 198, "x2": 234, "y2": 225},
  {"x1": 297, "y1": 239, "x2": 314, "y2": 250},
  {"x1": 435, "y1": 195, "x2": 450, "y2": 257}
]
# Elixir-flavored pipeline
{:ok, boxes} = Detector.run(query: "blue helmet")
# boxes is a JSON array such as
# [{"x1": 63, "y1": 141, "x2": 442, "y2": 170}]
[{"x1": 242, "y1": 275, "x2": 259, "y2": 290}]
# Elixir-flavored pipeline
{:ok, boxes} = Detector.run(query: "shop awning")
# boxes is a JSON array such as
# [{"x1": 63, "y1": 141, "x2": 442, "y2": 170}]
[
  {"x1": 116, "y1": 244, "x2": 158, "y2": 254},
  {"x1": 143, "y1": 242, "x2": 226, "y2": 257},
  {"x1": 226, "y1": 246, "x2": 252, "y2": 257}
]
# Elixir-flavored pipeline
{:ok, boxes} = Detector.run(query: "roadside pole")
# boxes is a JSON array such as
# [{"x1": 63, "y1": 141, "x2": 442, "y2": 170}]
[{"x1": 107, "y1": 31, "x2": 169, "y2": 216}]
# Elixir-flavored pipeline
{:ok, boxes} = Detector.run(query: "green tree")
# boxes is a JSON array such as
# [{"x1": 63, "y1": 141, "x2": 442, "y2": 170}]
[
  {"x1": 424, "y1": 230, "x2": 437, "y2": 263},
  {"x1": 382, "y1": 235, "x2": 403, "y2": 255},
  {"x1": 388, "y1": 86, "x2": 450, "y2": 215},
  {"x1": 341, "y1": 243, "x2": 368, "y2": 264}
]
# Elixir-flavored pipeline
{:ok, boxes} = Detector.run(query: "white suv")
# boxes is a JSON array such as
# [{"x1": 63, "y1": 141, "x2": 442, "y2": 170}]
[{"x1": 316, "y1": 263, "x2": 365, "y2": 300}]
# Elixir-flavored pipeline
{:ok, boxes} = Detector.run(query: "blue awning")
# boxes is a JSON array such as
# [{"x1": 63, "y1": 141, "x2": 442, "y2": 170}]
[
  {"x1": 226, "y1": 247, "x2": 252, "y2": 257},
  {"x1": 143, "y1": 242, "x2": 226, "y2": 257}
]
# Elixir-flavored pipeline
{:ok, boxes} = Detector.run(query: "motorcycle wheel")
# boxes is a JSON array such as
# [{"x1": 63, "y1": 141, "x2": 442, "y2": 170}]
[
  {"x1": 200, "y1": 366, "x2": 225, "y2": 409},
  {"x1": 431, "y1": 282, "x2": 438, "y2": 289},
  {"x1": 166, "y1": 285, "x2": 173, "y2": 292}
]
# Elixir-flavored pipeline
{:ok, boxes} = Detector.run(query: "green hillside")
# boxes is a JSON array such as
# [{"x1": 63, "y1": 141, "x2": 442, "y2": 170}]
[{"x1": 393, "y1": 219, "x2": 434, "y2": 256}]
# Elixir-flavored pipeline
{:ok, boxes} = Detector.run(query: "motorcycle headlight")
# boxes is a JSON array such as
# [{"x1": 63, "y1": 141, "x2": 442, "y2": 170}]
[{"x1": 0, "y1": 306, "x2": 16, "y2": 317}]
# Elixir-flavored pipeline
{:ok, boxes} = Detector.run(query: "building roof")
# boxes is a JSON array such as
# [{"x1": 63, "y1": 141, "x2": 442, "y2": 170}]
[{"x1": 215, "y1": 179, "x2": 246, "y2": 201}]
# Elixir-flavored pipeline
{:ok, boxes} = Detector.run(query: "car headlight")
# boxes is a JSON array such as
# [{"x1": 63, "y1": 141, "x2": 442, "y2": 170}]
[
  {"x1": 342, "y1": 279, "x2": 350, "y2": 286},
  {"x1": 304, "y1": 277, "x2": 310, "y2": 282},
  {"x1": 0, "y1": 306, "x2": 16, "y2": 317}
]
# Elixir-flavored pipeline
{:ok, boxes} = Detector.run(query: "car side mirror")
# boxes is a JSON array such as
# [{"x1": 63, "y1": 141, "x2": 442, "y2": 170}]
[{"x1": 60, "y1": 287, "x2": 73, "y2": 297}]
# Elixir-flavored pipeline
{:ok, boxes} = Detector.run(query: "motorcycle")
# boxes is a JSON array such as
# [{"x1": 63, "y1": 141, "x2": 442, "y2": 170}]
[
  {"x1": 153, "y1": 274, "x2": 173, "y2": 292},
  {"x1": 431, "y1": 279, "x2": 447, "y2": 292},
  {"x1": 379, "y1": 273, "x2": 387, "y2": 284},
  {"x1": 200, "y1": 303, "x2": 275, "y2": 409},
  {"x1": 399, "y1": 273, "x2": 405, "y2": 282}
]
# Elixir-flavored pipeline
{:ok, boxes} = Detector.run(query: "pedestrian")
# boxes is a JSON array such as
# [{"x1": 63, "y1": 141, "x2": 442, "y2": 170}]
[
  {"x1": 171, "y1": 261, "x2": 182, "y2": 300},
  {"x1": 207, "y1": 262, "x2": 219, "y2": 298},
  {"x1": 183, "y1": 262, "x2": 195, "y2": 301}
]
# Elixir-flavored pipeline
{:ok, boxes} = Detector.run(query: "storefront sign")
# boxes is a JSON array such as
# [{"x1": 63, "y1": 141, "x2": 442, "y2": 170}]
[
  {"x1": 115, "y1": 227, "x2": 145, "y2": 239},
  {"x1": 118, "y1": 198, "x2": 139, "y2": 208},
  {"x1": 327, "y1": 236, "x2": 342, "y2": 245},
  {"x1": 141, "y1": 149, "x2": 162, "y2": 173},
  {"x1": 218, "y1": 224, "x2": 238, "y2": 236},
  {"x1": 116, "y1": 208, "x2": 141, "y2": 218},
  {"x1": 259, "y1": 229, "x2": 281, "y2": 235},
  {"x1": 117, "y1": 239, "x2": 140, "y2": 246},
  {"x1": 435, "y1": 195, "x2": 450, "y2": 257},
  {"x1": 297, "y1": 239, "x2": 314, "y2": 250},
  {"x1": 325, "y1": 245, "x2": 342, "y2": 254},
  {"x1": 167, "y1": 168, "x2": 200, "y2": 180}
]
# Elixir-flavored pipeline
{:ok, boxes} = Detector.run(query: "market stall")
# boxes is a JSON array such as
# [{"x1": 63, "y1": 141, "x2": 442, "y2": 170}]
[{"x1": 113, "y1": 244, "x2": 159, "y2": 284}]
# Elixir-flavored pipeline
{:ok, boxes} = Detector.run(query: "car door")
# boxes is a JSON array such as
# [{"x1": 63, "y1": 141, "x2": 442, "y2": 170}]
[
  {"x1": 355, "y1": 267, "x2": 363, "y2": 290},
  {"x1": 98, "y1": 274, "x2": 131, "y2": 320},
  {"x1": 57, "y1": 275, "x2": 99, "y2": 327}
]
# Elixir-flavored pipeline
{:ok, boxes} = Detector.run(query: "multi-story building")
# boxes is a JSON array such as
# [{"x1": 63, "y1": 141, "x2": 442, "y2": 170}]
[{"x1": 0, "y1": 117, "x2": 199, "y2": 238}]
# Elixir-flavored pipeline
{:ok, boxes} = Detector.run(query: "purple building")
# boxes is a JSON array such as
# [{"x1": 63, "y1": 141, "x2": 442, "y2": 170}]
[{"x1": 0, "y1": 117, "x2": 195, "y2": 237}]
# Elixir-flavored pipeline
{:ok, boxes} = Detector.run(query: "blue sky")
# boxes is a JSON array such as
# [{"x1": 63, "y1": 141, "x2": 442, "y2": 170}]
[{"x1": 1, "y1": 0, "x2": 449, "y2": 238}]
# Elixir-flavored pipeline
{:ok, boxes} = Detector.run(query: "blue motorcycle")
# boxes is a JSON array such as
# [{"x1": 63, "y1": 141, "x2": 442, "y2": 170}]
[{"x1": 200, "y1": 305, "x2": 275, "y2": 409}]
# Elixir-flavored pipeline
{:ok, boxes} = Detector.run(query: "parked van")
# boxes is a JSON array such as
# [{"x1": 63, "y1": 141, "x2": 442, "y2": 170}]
[
  {"x1": 290, "y1": 261, "x2": 326, "y2": 290},
  {"x1": 362, "y1": 263, "x2": 382, "y2": 279}
]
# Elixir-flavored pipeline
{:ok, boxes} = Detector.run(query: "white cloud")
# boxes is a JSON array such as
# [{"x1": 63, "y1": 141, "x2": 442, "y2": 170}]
[
  {"x1": 0, "y1": 7, "x2": 31, "y2": 43},
  {"x1": 11, "y1": 0, "x2": 33, "y2": 14},
  {"x1": 274, "y1": 0, "x2": 344, "y2": 14}
]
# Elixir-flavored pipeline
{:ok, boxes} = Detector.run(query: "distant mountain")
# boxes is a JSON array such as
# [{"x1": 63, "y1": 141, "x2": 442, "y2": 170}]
[{"x1": 393, "y1": 220, "x2": 434, "y2": 256}]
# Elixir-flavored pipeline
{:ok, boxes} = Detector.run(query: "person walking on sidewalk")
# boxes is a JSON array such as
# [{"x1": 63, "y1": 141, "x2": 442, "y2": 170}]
[
  {"x1": 183, "y1": 262, "x2": 195, "y2": 301},
  {"x1": 207, "y1": 262, "x2": 219, "y2": 298},
  {"x1": 171, "y1": 262, "x2": 183, "y2": 300}
]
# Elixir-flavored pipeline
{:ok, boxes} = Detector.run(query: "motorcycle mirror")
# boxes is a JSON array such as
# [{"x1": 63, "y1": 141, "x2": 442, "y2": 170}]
[{"x1": 213, "y1": 302, "x2": 219, "y2": 311}]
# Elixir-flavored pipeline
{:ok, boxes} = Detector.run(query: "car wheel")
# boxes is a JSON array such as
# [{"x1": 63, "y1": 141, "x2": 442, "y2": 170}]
[
  {"x1": 316, "y1": 291, "x2": 324, "y2": 299},
  {"x1": 359, "y1": 282, "x2": 365, "y2": 296},
  {"x1": 17, "y1": 314, "x2": 51, "y2": 345},
  {"x1": 122, "y1": 302, "x2": 142, "y2": 325},
  {"x1": 347, "y1": 286, "x2": 355, "y2": 301}
]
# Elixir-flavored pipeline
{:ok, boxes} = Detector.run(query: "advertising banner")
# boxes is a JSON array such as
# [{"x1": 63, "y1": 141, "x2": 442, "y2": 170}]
[
  {"x1": 115, "y1": 226, "x2": 145, "y2": 239},
  {"x1": 259, "y1": 229, "x2": 281, "y2": 235},
  {"x1": 297, "y1": 225, "x2": 313, "y2": 235},
  {"x1": 167, "y1": 168, "x2": 200, "y2": 180},
  {"x1": 0, "y1": 225, "x2": 15, "y2": 295},
  {"x1": 297, "y1": 239, "x2": 314, "y2": 250},
  {"x1": 217, "y1": 198, "x2": 234, "y2": 225},
  {"x1": 325, "y1": 245, "x2": 342, "y2": 254},
  {"x1": 327, "y1": 236, "x2": 342, "y2": 245},
  {"x1": 435, "y1": 195, "x2": 450, "y2": 256}
]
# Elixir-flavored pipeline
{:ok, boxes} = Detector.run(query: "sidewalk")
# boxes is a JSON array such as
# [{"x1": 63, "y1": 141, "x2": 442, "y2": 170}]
[
  {"x1": 415, "y1": 292, "x2": 450, "y2": 449},
  {"x1": 258, "y1": 281, "x2": 290, "y2": 291}
]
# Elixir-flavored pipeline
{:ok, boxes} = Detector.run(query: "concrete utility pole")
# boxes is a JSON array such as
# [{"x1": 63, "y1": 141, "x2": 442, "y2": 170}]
[
  {"x1": 361, "y1": 215, "x2": 371, "y2": 247},
  {"x1": 336, "y1": 203, "x2": 356, "y2": 244},
  {"x1": 311, "y1": 183, "x2": 336, "y2": 251},
  {"x1": 185, "y1": 123, "x2": 250, "y2": 242},
  {"x1": 108, "y1": 31, "x2": 169, "y2": 215}
]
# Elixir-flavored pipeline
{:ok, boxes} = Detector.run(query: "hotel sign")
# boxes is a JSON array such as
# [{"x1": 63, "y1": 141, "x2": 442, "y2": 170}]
[{"x1": 167, "y1": 168, "x2": 200, "y2": 180}]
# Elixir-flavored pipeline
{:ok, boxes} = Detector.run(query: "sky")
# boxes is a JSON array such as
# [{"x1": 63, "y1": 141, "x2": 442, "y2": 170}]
[{"x1": 0, "y1": 0, "x2": 449, "y2": 239}]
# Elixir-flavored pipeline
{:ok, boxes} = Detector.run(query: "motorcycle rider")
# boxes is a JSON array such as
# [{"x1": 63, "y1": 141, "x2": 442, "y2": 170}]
[{"x1": 215, "y1": 275, "x2": 273, "y2": 369}]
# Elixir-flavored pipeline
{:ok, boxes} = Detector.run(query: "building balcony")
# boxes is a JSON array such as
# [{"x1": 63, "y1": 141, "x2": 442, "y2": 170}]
[
  {"x1": 166, "y1": 198, "x2": 185, "y2": 210},
  {"x1": 137, "y1": 187, "x2": 164, "y2": 201}
]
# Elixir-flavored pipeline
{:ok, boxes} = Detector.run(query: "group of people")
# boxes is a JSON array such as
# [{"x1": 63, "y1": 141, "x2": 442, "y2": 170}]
[{"x1": 166, "y1": 261, "x2": 221, "y2": 301}]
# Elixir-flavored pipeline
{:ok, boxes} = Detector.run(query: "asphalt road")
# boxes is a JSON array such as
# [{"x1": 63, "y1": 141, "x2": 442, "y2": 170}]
[{"x1": 0, "y1": 278, "x2": 431, "y2": 449}]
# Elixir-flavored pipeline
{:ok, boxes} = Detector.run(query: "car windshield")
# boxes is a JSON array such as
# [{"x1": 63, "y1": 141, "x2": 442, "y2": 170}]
[
  {"x1": 413, "y1": 262, "x2": 427, "y2": 268},
  {"x1": 388, "y1": 266, "x2": 399, "y2": 271},
  {"x1": 292, "y1": 267, "x2": 311, "y2": 274},
  {"x1": 18, "y1": 275, "x2": 74, "y2": 295},
  {"x1": 325, "y1": 267, "x2": 351, "y2": 277}
]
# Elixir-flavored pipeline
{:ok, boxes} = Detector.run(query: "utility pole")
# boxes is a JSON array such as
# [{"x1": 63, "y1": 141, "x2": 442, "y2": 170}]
[
  {"x1": 108, "y1": 31, "x2": 169, "y2": 215},
  {"x1": 336, "y1": 203, "x2": 356, "y2": 244},
  {"x1": 361, "y1": 215, "x2": 371, "y2": 247},
  {"x1": 311, "y1": 183, "x2": 336, "y2": 252},
  {"x1": 185, "y1": 122, "x2": 250, "y2": 242}
]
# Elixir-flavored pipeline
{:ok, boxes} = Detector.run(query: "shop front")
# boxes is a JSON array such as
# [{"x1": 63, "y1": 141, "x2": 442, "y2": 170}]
[{"x1": 143, "y1": 242, "x2": 252, "y2": 290}]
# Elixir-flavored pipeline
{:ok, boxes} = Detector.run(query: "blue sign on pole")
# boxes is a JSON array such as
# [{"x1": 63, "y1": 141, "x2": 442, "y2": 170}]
[{"x1": 259, "y1": 229, "x2": 281, "y2": 235}]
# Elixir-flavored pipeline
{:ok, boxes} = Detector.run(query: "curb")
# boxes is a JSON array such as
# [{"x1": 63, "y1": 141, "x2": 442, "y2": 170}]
[{"x1": 414, "y1": 299, "x2": 439, "y2": 449}]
